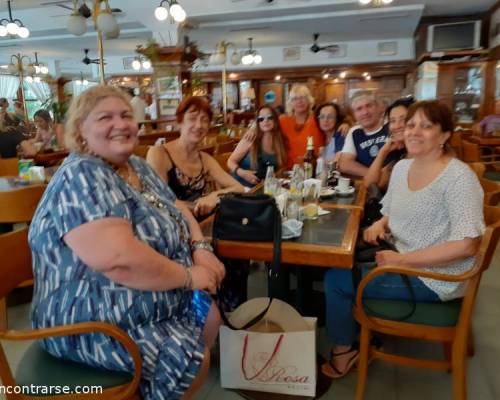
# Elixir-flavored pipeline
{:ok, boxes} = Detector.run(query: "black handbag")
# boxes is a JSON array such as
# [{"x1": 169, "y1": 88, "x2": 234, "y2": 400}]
[
  {"x1": 353, "y1": 238, "x2": 416, "y2": 321},
  {"x1": 212, "y1": 193, "x2": 282, "y2": 330}
]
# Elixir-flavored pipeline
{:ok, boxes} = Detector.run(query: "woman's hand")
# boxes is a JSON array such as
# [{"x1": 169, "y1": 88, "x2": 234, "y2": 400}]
[
  {"x1": 338, "y1": 123, "x2": 351, "y2": 136},
  {"x1": 193, "y1": 248, "x2": 225, "y2": 285},
  {"x1": 375, "y1": 250, "x2": 405, "y2": 267},
  {"x1": 190, "y1": 265, "x2": 219, "y2": 293},
  {"x1": 242, "y1": 126, "x2": 257, "y2": 142},
  {"x1": 193, "y1": 193, "x2": 219, "y2": 217},
  {"x1": 380, "y1": 138, "x2": 404, "y2": 156},
  {"x1": 363, "y1": 220, "x2": 387, "y2": 245},
  {"x1": 238, "y1": 169, "x2": 259, "y2": 185}
]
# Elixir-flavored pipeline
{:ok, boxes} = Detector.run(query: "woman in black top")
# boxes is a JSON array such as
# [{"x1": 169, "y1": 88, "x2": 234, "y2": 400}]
[
  {"x1": 363, "y1": 97, "x2": 414, "y2": 191},
  {"x1": 147, "y1": 96, "x2": 244, "y2": 218}
]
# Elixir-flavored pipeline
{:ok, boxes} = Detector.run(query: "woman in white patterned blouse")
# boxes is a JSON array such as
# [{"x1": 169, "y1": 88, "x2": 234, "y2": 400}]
[{"x1": 322, "y1": 100, "x2": 485, "y2": 379}]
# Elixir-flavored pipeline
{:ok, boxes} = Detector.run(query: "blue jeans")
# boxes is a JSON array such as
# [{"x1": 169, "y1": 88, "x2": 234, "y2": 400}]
[{"x1": 324, "y1": 266, "x2": 440, "y2": 346}]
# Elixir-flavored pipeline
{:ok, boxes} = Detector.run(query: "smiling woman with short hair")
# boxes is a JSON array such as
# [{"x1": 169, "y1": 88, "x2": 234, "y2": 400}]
[{"x1": 29, "y1": 85, "x2": 225, "y2": 399}]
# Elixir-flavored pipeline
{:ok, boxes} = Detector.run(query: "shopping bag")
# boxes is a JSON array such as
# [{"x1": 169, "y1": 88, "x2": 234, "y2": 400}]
[{"x1": 219, "y1": 298, "x2": 317, "y2": 397}]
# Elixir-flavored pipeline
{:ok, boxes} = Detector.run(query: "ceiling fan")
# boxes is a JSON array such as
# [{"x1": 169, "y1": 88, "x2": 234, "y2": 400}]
[
  {"x1": 46, "y1": 1, "x2": 122, "y2": 18},
  {"x1": 310, "y1": 33, "x2": 340, "y2": 53},
  {"x1": 82, "y1": 49, "x2": 101, "y2": 65}
]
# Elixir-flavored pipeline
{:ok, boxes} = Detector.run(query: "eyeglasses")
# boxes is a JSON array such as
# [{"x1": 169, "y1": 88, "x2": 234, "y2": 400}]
[
  {"x1": 290, "y1": 96, "x2": 307, "y2": 102},
  {"x1": 318, "y1": 115, "x2": 336, "y2": 121},
  {"x1": 257, "y1": 115, "x2": 274, "y2": 122}
]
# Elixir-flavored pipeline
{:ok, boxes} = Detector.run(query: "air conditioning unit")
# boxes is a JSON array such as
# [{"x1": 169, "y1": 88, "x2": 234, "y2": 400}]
[{"x1": 426, "y1": 21, "x2": 481, "y2": 52}]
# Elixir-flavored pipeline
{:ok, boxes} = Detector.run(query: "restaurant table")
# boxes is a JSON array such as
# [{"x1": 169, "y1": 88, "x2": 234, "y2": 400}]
[
  {"x1": 200, "y1": 187, "x2": 364, "y2": 307},
  {"x1": 0, "y1": 177, "x2": 46, "y2": 192}
]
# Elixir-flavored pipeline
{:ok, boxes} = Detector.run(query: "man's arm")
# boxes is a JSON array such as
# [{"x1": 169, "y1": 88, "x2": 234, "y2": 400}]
[{"x1": 339, "y1": 153, "x2": 369, "y2": 177}]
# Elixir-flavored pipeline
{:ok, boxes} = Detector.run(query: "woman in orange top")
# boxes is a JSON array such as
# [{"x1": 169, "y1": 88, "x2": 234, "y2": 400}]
[{"x1": 280, "y1": 85, "x2": 323, "y2": 168}]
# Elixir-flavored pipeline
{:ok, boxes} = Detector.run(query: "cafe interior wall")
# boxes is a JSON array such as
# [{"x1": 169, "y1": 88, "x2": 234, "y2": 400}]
[{"x1": 101, "y1": 38, "x2": 415, "y2": 76}]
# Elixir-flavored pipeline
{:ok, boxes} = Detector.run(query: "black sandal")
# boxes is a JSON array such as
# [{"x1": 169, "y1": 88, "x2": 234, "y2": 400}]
[{"x1": 322, "y1": 345, "x2": 359, "y2": 379}]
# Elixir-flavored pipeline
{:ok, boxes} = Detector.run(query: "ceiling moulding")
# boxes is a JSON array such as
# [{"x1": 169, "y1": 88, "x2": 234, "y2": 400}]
[{"x1": 193, "y1": 5, "x2": 424, "y2": 28}]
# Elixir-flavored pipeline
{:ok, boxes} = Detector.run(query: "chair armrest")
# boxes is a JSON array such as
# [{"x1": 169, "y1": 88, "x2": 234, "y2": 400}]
[
  {"x1": 354, "y1": 263, "x2": 481, "y2": 312},
  {"x1": 0, "y1": 321, "x2": 142, "y2": 399},
  {"x1": 485, "y1": 189, "x2": 500, "y2": 206}
]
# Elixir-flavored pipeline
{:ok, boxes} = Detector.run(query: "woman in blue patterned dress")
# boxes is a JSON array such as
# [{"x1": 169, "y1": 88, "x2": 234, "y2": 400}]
[{"x1": 29, "y1": 85, "x2": 225, "y2": 399}]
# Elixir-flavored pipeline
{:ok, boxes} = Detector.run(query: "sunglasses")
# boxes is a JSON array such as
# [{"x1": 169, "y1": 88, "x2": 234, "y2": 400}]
[{"x1": 257, "y1": 115, "x2": 274, "y2": 122}]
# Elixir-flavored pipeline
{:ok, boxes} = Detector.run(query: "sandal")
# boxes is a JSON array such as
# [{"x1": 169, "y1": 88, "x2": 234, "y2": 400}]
[{"x1": 321, "y1": 346, "x2": 359, "y2": 379}]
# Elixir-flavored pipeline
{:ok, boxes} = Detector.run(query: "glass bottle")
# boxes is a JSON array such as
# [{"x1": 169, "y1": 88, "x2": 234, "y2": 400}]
[
  {"x1": 303, "y1": 136, "x2": 315, "y2": 179},
  {"x1": 264, "y1": 166, "x2": 278, "y2": 197}
]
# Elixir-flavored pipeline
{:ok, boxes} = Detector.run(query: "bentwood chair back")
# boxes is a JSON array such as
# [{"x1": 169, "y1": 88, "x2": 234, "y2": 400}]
[
  {"x1": 353, "y1": 205, "x2": 500, "y2": 400},
  {"x1": 213, "y1": 152, "x2": 232, "y2": 173},
  {"x1": 214, "y1": 140, "x2": 237, "y2": 155},
  {"x1": 0, "y1": 229, "x2": 143, "y2": 400},
  {"x1": 0, "y1": 184, "x2": 46, "y2": 331}
]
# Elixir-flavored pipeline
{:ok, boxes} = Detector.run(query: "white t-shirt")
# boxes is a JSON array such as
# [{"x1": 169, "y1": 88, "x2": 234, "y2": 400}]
[
  {"x1": 381, "y1": 158, "x2": 485, "y2": 301},
  {"x1": 130, "y1": 96, "x2": 147, "y2": 122},
  {"x1": 341, "y1": 123, "x2": 385, "y2": 156}
]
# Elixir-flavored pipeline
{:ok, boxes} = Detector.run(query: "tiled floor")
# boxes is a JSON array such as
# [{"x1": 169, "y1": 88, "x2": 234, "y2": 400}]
[{"x1": 1, "y1": 244, "x2": 499, "y2": 400}]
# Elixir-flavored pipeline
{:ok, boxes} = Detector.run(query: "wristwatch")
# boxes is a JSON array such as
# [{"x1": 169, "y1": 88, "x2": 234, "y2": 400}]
[{"x1": 191, "y1": 239, "x2": 214, "y2": 253}]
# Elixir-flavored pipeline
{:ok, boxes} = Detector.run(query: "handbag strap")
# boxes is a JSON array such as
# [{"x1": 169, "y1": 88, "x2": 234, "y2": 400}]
[
  {"x1": 213, "y1": 201, "x2": 282, "y2": 331},
  {"x1": 354, "y1": 239, "x2": 417, "y2": 321}
]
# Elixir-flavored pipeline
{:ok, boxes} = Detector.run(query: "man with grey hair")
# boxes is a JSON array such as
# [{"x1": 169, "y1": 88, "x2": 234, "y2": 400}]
[{"x1": 339, "y1": 90, "x2": 388, "y2": 177}]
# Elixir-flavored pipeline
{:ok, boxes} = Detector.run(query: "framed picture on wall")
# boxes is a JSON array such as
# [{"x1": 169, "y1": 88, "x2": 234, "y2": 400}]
[
  {"x1": 157, "y1": 76, "x2": 181, "y2": 99},
  {"x1": 159, "y1": 98, "x2": 180, "y2": 116}
]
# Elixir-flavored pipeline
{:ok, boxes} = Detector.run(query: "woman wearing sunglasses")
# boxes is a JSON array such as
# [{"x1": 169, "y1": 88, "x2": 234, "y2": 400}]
[{"x1": 227, "y1": 106, "x2": 287, "y2": 187}]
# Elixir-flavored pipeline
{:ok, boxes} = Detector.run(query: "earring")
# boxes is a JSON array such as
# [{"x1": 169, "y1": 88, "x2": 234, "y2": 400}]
[{"x1": 440, "y1": 143, "x2": 444, "y2": 149}]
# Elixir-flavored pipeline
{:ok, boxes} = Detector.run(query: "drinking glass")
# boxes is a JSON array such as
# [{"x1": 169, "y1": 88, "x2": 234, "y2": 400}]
[{"x1": 302, "y1": 185, "x2": 319, "y2": 220}]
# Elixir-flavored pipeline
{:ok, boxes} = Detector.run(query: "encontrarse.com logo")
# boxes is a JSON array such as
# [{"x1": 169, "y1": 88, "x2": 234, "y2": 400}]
[{"x1": 0, "y1": 385, "x2": 103, "y2": 395}]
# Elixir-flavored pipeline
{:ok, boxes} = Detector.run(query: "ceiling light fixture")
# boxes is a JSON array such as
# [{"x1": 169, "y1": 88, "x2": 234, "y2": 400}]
[
  {"x1": 339, "y1": 71, "x2": 347, "y2": 79},
  {"x1": 208, "y1": 41, "x2": 240, "y2": 65},
  {"x1": 359, "y1": 0, "x2": 394, "y2": 6},
  {"x1": 75, "y1": 72, "x2": 89, "y2": 86},
  {"x1": 0, "y1": 0, "x2": 30, "y2": 38},
  {"x1": 154, "y1": 0, "x2": 187, "y2": 23},
  {"x1": 275, "y1": 75, "x2": 281, "y2": 81},
  {"x1": 131, "y1": 56, "x2": 151, "y2": 71},
  {"x1": 241, "y1": 38, "x2": 263, "y2": 66}
]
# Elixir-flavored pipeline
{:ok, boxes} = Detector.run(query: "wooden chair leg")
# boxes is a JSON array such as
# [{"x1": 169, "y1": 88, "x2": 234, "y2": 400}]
[
  {"x1": 355, "y1": 325, "x2": 371, "y2": 400},
  {"x1": 467, "y1": 327, "x2": 475, "y2": 357},
  {"x1": 0, "y1": 298, "x2": 7, "y2": 331},
  {"x1": 451, "y1": 340, "x2": 467, "y2": 400},
  {"x1": 182, "y1": 347, "x2": 211, "y2": 400}
]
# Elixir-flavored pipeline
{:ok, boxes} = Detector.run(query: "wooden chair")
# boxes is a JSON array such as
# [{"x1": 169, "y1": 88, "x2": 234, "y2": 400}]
[
  {"x1": 486, "y1": 190, "x2": 500, "y2": 206},
  {"x1": 213, "y1": 152, "x2": 233, "y2": 173},
  {"x1": 462, "y1": 140, "x2": 499, "y2": 163},
  {"x1": 214, "y1": 140, "x2": 237, "y2": 155},
  {"x1": 0, "y1": 184, "x2": 46, "y2": 331},
  {"x1": 0, "y1": 158, "x2": 19, "y2": 177},
  {"x1": 468, "y1": 162, "x2": 485, "y2": 180},
  {"x1": 0, "y1": 227, "x2": 142, "y2": 400},
  {"x1": 133, "y1": 145, "x2": 150, "y2": 159},
  {"x1": 353, "y1": 205, "x2": 500, "y2": 400},
  {"x1": 450, "y1": 131, "x2": 463, "y2": 159},
  {"x1": 479, "y1": 177, "x2": 500, "y2": 205}
]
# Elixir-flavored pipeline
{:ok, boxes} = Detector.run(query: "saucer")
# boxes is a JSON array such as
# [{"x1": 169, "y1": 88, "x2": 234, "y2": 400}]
[
  {"x1": 320, "y1": 188, "x2": 335, "y2": 198},
  {"x1": 334, "y1": 185, "x2": 355, "y2": 196}
]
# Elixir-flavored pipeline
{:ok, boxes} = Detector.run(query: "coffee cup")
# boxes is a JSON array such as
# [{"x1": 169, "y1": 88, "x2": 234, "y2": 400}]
[{"x1": 337, "y1": 177, "x2": 350, "y2": 192}]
